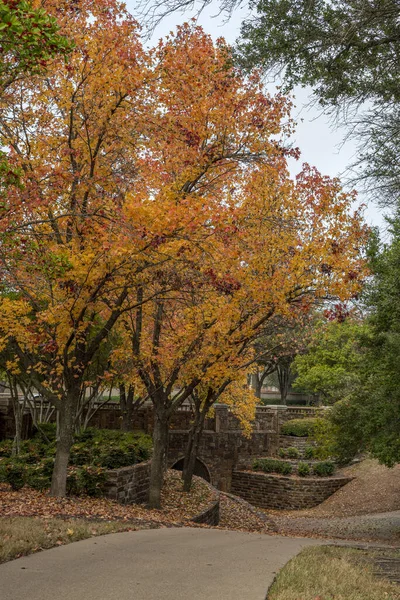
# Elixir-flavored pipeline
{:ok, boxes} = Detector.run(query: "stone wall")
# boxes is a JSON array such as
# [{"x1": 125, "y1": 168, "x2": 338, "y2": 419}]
[
  {"x1": 231, "y1": 470, "x2": 352, "y2": 510},
  {"x1": 103, "y1": 461, "x2": 151, "y2": 505}
]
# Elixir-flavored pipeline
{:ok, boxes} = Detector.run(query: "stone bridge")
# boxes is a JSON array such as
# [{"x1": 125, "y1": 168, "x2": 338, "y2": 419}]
[{"x1": 166, "y1": 404, "x2": 321, "y2": 491}]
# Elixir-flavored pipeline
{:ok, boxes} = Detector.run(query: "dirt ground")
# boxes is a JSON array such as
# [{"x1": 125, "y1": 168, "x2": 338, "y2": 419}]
[{"x1": 291, "y1": 459, "x2": 400, "y2": 518}]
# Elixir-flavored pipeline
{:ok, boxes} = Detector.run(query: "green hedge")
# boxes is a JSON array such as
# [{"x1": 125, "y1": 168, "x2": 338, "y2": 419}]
[
  {"x1": 281, "y1": 418, "x2": 320, "y2": 437},
  {"x1": 0, "y1": 427, "x2": 152, "y2": 495},
  {"x1": 313, "y1": 461, "x2": 335, "y2": 477},
  {"x1": 253, "y1": 458, "x2": 293, "y2": 476}
]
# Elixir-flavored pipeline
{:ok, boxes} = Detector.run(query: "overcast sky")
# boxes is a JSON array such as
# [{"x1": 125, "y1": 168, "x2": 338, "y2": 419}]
[{"x1": 125, "y1": 0, "x2": 386, "y2": 230}]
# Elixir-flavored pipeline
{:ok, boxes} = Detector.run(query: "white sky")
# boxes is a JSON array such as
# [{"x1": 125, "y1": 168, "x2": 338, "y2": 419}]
[{"x1": 125, "y1": 0, "x2": 386, "y2": 230}]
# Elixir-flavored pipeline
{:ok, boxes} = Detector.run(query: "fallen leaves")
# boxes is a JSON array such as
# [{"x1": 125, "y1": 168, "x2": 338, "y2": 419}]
[{"x1": 0, "y1": 471, "x2": 275, "y2": 535}]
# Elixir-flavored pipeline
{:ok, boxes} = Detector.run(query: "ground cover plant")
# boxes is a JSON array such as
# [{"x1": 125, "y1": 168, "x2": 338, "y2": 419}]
[
  {"x1": 0, "y1": 427, "x2": 152, "y2": 495},
  {"x1": 268, "y1": 546, "x2": 400, "y2": 600},
  {"x1": 253, "y1": 457, "x2": 335, "y2": 478}
]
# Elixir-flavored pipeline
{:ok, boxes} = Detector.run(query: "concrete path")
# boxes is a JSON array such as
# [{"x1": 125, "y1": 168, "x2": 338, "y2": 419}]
[
  {"x1": 0, "y1": 528, "x2": 320, "y2": 600},
  {"x1": 273, "y1": 510, "x2": 400, "y2": 544}
]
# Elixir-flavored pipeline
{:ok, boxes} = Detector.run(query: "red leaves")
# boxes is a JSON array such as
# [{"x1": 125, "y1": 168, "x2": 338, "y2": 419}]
[
  {"x1": 324, "y1": 303, "x2": 350, "y2": 323},
  {"x1": 204, "y1": 268, "x2": 241, "y2": 295}
]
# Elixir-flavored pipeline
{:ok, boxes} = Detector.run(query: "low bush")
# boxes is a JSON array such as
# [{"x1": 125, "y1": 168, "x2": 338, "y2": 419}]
[
  {"x1": 281, "y1": 418, "x2": 320, "y2": 437},
  {"x1": 297, "y1": 462, "x2": 310, "y2": 477},
  {"x1": 304, "y1": 446, "x2": 315, "y2": 459},
  {"x1": 278, "y1": 448, "x2": 287, "y2": 458},
  {"x1": 313, "y1": 461, "x2": 335, "y2": 477},
  {"x1": 1, "y1": 462, "x2": 25, "y2": 490},
  {"x1": 253, "y1": 458, "x2": 293, "y2": 476},
  {"x1": 286, "y1": 447, "x2": 300, "y2": 459},
  {"x1": 66, "y1": 466, "x2": 108, "y2": 497}
]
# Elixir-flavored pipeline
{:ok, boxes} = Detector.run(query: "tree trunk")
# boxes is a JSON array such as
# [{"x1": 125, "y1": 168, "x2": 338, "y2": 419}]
[
  {"x1": 9, "y1": 376, "x2": 22, "y2": 456},
  {"x1": 50, "y1": 397, "x2": 75, "y2": 497},
  {"x1": 120, "y1": 384, "x2": 135, "y2": 431},
  {"x1": 253, "y1": 374, "x2": 262, "y2": 400},
  {"x1": 11, "y1": 396, "x2": 22, "y2": 456},
  {"x1": 148, "y1": 407, "x2": 169, "y2": 509},
  {"x1": 182, "y1": 407, "x2": 207, "y2": 492},
  {"x1": 277, "y1": 362, "x2": 291, "y2": 405}
]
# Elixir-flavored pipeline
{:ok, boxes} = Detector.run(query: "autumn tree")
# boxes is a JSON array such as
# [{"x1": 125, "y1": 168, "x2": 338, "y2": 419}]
[
  {"x1": 108, "y1": 24, "x2": 369, "y2": 507},
  {"x1": 0, "y1": 1, "x2": 368, "y2": 503},
  {"x1": 0, "y1": 0, "x2": 164, "y2": 497}
]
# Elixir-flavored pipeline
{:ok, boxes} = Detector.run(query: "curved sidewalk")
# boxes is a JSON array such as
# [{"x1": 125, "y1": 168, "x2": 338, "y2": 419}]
[{"x1": 0, "y1": 528, "x2": 319, "y2": 600}]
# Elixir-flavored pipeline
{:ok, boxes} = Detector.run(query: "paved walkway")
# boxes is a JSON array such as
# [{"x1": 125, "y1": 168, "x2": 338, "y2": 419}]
[
  {"x1": 273, "y1": 510, "x2": 400, "y2": 544},
  {"x1": 0, "y1": 528, "x2": 320, "y2": 600}
]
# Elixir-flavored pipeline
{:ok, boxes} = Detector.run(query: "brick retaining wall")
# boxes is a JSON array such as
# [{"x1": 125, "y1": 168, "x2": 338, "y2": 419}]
[
  {"x1": 191, "y1": 498, "x2": 220, "y2": 525},
  {"x1": 231, "y1": 470, "x2": 352, "y2": 510},
  {"x1": 103, "y1": 461, "x2": 151, "y2": 504}
]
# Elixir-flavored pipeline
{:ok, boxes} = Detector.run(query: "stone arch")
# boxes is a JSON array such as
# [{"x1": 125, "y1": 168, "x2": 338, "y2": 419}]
[{"x1": 170, "y1": 456, "x2": 211, "y2": 482}]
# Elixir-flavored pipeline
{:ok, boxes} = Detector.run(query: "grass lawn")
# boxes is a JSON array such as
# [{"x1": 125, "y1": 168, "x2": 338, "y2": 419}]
[
  {"x1": 268, "y1": 546, "x2": 400, "y2": 600},
  {"x1": 0, "y1": 517, "x2": 139, "y2": 564}
]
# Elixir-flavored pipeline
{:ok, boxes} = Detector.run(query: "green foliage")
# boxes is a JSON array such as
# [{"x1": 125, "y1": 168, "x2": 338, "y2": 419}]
[
  {"x1": 0, "y1": 439, "x2": 12, "y2": 457},
  {"x1": 286, "y1": 446, "x2": 300, "y2": 459},
  {"x1": 281, "y1": 418, "x2": 319, "y2": 437},
  {"x1": 278, "y1": 447, "x2": 287, "y2": 458},
  {"x1": 237, "y1": 0, "x2": 400, "y2": 106},
  {"x1": 236, "y1": 0, "x2": 400, "y2": 208},
  {"x1": 66, "y1": 466, "x2": 108, "y2": 497},
  {"x1": 313, "y1": 461, "x2": 335, "y2": 477},
  {"x1": 253, "y1": 458, "x2": 293, "y2": 475},
  {"x1": 314, "y1": 222, "x2": 400, "y2": 468},
  {"x1": 292, "y1": 321, "x2": 366, "y2": 403},
  {"x1": 0, "y1": 0, "x2": 72, "y2": 90},
  {"x1": 304, "y1": 446, "x2": 315, "y2": 460},
  {"x1": 297, "y1": 462, "x2": 310, "y2": 477},
  {"x1": 0, "y1": 461, "x2": 25, "y2": 490},
  {"x1": 0, "y1": 428, "x2": 152, "y2": 495}
]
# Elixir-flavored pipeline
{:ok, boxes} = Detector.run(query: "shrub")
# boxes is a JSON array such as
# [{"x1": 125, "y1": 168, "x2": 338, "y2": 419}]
[
  {"x1": 0, "y1": 440, "x2": 13, "y2": 457},
  {"x1": 297, "y1": 462, "x2": 310, "y2": 477},
  {"x1": 304, "y1": 446, "x2": 315, "y2": 459},
  {"x1": 286, "y1": 446, "x2": 300, "y2": 459},
  {"x1": 66, "y1": 466, "x2": 107, "y2": 497},
  {"x1": 1, "y1": 462, "x2": 25, "y2": 490},
  {"x1": 33, "y1": 423, "x2": 57, "y2": 443},
  {"x1": 278, "y1": 448, "x2": 287, "y2": 458},
  {"x1": 253, "y1": 458, "x2": 293, "y2": 476},
  {"x1": 313, "y1": 461, "x2": 335, "y2": 477},
  {"x1": 281, "y1": 418, "x2": 320, "y2": 437}
]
